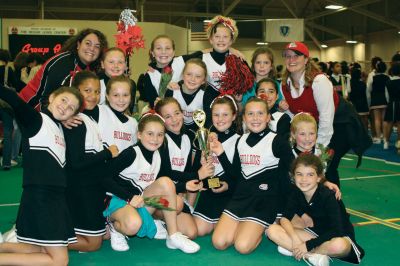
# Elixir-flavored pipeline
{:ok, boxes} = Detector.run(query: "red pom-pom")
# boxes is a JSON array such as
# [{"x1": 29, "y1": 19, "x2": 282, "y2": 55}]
[{"x1": 219, "y1": 55, "x2": 254, "y2": 95}]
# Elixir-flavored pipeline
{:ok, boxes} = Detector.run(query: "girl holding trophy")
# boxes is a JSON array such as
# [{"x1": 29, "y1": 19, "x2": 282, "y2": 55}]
[
  {"x1": 192, "y1": 95, "x2": 241, "y2": 236},
  {"x1": 155, "y1": 97, "x2": 215, "y2": 239}
]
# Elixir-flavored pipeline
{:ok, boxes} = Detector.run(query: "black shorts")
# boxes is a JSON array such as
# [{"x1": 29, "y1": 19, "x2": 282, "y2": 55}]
[
  {"x1": 16, "y1": 185, "x2": 77, "y2": 246},
  {"x1": 66, "y1": 185, "x2": 106, "y2": 236},
  {"x1": 193, "y1": 190, "x2": 232, "y2": 223},
  {"x1": 338, "y1": 236, "x2": 365, "y2": 264}
]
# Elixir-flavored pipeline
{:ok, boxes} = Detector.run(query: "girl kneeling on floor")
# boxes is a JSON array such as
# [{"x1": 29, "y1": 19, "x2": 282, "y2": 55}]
[{"x1": 103, "y1": 113, "x2": 200, "y2": 253}]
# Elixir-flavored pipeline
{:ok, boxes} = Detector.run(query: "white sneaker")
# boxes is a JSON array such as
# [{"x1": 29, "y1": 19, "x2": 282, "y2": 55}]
[
  {"x1": 383, "y1": 141, "x2": 389, "y2": 150},
  {"x1": 154, "y1": 220, "x2": 167, "y2": 240},
  {"x1": 166, "y1": 232, "x2": 200, "y2": 253},
  {"x1": 372, "y1": 137, "x2": 381, "y2": 144},
  {"x1": 304, "y1": 253, "x2": 330, "y2": 266},
  {"x1": 10, "y1": 160, "x2": 18, "y2": 166},
  {"x1": 109, "y1": 223, "x2": 129, "y2": 252},
  {"x1": 3, "y1": 225, "x2": 17, "y2": 243},
  {"x1": 277, "y1": 246, "x2": 293, "y2": 256}
]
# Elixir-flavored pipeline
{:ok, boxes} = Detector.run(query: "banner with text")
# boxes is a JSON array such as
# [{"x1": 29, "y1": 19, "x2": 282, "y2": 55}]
[
  {"x1": 265, "y1": 19, "x2": 304, "y2": 42},
  {"x1": 8, "y1": 26, "x2": 77, "y2": 60}
]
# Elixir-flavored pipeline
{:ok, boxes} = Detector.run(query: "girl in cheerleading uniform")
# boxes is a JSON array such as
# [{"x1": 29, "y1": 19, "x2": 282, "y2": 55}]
[
  {"x1": 192, "y1": 95, "x2": 240, "y2": 236},
  {"x1": 19, "y1": 28, "x2": 108, "y2": 110},
  {"x1": 209, "y1": 97, "x2": 293, "y2": 254},
  {"x1": 138, "y1": 35, "x2": 202, "y2": 110},
  {"x1": 164, "y1": 58, "x2": 210, "y2": 141},
  {"x1": 155, "y1": 97, "x2": 215, "y2": 239},
  {"x1": 98, "y1": 48, "x2": 136, "y2": 113},
  {"x1": 63, "y1": 71, "x2": 134, "y2": 252},
  {"x1": 267, "y1": 154, "x2": 364, "y2": 266},
  {"x1": 0, "y1": 86, "x2": 84, "y2": 265},
  {"x1": 255, "y1": 78, "x2": 290, "y2": 139},
  {"x1": 97, "y1": 75, "x2": 138, "y2": 151},
  {"x1": 103, "y1": 114, "x2": 200, "y2": 253}
]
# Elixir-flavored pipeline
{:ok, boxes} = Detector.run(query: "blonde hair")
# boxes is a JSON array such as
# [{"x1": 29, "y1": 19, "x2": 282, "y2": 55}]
[
  {"x1": 290, "y1": 113, "x2": 317, "y2": 135},
  {"x1": 183, "y1": 58, "x2": 207, "y2": 77},
  {"x1": 206, "y1": 15, "x2": 238, "y2": 42}
]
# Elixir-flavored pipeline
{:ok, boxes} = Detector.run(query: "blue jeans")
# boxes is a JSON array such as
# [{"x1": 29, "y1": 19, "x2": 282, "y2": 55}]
[{"x1": 0, "y1": 110, "x2": 14, "y2": 167}]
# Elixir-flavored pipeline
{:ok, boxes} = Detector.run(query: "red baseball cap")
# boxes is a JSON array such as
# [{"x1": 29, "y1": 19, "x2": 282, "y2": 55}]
[{"x1": 284, "y1": 41, "x2": 309, "y2": 57}]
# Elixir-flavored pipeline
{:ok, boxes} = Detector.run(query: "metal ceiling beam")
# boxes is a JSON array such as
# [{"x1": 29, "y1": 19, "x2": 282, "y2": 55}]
[
  {"x1": 306, "y1": 21, "x2": 350, "y2": 39},
  {"x1": 326, "y1": 0, "x2": 400, "y2": 28},
  {"x1": 223, "y1": 0, "x2": 241, "y2": 16},
  {"x1": 305, "y1": 0, "x2": 380, "y2": 21},
  {"x1": 280, "y1": 0, "x2": 322, "y2": 49}
]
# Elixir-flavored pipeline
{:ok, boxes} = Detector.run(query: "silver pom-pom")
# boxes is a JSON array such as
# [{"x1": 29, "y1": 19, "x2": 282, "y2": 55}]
[{"x1": 119, "y1": 8, "x2": 138, "y2": 28}]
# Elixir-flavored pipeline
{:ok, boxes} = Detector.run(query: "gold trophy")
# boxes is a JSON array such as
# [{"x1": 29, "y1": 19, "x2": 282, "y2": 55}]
[{"x1": 192, "y1": 109, "x2": 220, "y2": 189}]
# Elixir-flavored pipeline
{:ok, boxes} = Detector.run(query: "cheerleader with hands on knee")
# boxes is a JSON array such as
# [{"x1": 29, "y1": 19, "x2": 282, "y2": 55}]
[
  {"x1": 208, "y1": 97, "x2": 293, "y2": 254},
  {"x1": 266, "y1": 154, "x2": 365, "y2": 266},
  {"x1": 0, "y1": 85, "x2": 84, "y2": 266},
  {"x1": 103, "y1": 113, "x2": 200, "y2": 253},
  {"x1": 155, "y1": 97, "x2": 215, "y2": 239},
  {"x1": 63, "y1": 71, "x2": 135, "y2": 252},
  {"x1": 192, "y1": 95, "x2": 241, "y2": 236}
]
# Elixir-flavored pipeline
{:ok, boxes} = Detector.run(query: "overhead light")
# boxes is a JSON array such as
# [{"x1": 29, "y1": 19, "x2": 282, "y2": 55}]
[
  {"x1": 256, "y1": 42, "x2": 268, "y2": 45},
  {"x1": 325, "y1": 5, "x2": 343, "y2": 10},
  {"x1": 203, "y1": 20, "x2": 211, "y2": 23},
  {"x1": 346, "y1": 40, "x2": 357, "y2": 44},
  {"x1": 321, "y1": 44, "x2": 328, "y2": 48}
]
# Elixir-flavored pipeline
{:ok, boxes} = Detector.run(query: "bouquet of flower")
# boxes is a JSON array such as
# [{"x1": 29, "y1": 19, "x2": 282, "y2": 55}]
[
  {"x1": 158, "y1": 66, "x2": 173, "y2": 98},
  {"x1": 317, "y1": 143, "x2": 335, "y2": 170},
  {"x1": 144, "y1": 195, "x2": 175, "y2": 211},
  {"x1": 218, "y1": 54, "x2": 254, "y2": 95},
  {"x1": 114, "y1": 8, "x2": 145, "y2": 56}
]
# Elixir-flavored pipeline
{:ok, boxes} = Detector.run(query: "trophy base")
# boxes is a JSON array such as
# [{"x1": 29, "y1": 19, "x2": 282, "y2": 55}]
[{"x1": 207, "y1": 177, "x2": 221, "y2": 189}]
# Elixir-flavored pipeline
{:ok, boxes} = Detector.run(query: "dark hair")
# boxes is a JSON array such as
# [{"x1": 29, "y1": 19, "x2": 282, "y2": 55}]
[
  {"x1": 50, "y1": 86, "x2": 84, "y2": 115},
  {"x1": 72, "y1": 70, "x2": 100, "y2": 88},
  {"x1": 351, "y1": 68, "x2": 362, "y2": 81},
  {"x1": 276, "y1": 64, "x2": 283, "y2": 72},
  {"x1": 26, "y1": 53, "x2": 45, "y2": 65},
  {"x1": 61, "y1": 28, "x2": 108, "y2": 71},
  {"x1": 391, "y1": 62, "x2": 400, "y2": 76},
  {"x1": 328, "y1": 61, "x2": 340, "y2": 75},
  {"x1": 250, "y1": 47, "x2": 276, "y2": 78},
  {"x1": 256, "y1": 78, "x2": 278, "y2": 95},
  {"x1": 376, "y1": 61, "x2": 387, "y2": 73},
  {"x1": 317, "y1": 62, "x2": 328, "y2": 73},
  {"x1": 371, "y1": 56, "x2": 382, "y2": 70},
  {"x1": 243, "y1": 97, "x2": 269, "y2": 115},
  {"x1": 392, "y1": 53, "x2": 400, "y2": 63},
  {"x1": 155, "y1": 97, "x2": 183, "y2": 114},
  {"x1": 149, "y1": 35, "x2": 175, "y2": 63},
  {"x1": 138, "y1": 114, "x2": 165, "y2": 133},
  {"x1": 290, "y1": 153, "x2": 325, "y2": 181},
  {"x1": 0, "y1": 49, "x2": 11, "y2": 63},
  {"x1": 13, "y1": 52, "x2": 29, "y2": 70},
  {"x1": 352, "y1": 62, "x2": 362, "y2": 70},
  {"x1": 211, "y1": 95, "x2": 237, "y2": 115}
]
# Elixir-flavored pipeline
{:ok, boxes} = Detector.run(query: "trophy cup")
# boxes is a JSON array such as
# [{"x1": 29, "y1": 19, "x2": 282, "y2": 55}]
[{"x1": 192, "y1": 109, "x2": 220, "y2": 189}]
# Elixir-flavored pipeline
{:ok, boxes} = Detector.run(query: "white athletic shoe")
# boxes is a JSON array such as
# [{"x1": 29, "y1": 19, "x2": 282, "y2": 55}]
[
  {"x1": 383, "y1": 141, "x2": 389, "y2": 150},
  {"x1": 372, "y1": 137, "x2": 381, "y2": 144},
  {"x1": 277, "y1": 246, "x2": 293, "y2": 256},
  {"x1": 166, "y1": 232, "x2": 200, "y2": 253},
  {"x1": 395, "y1": 140, "x2": 400, "y2": 149},
  {"x1": 109, "y1": 223, "x2": 129, "y2": 252},
  {"x1": 3, "y1": 225, "x2": 17, "y2": 243},
  {"x1": 154, "y1": 220, "x2": 167, "y2": 240},
  {"x1": 304, "y1": 253, "x2": 330, "y2": 266}
]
